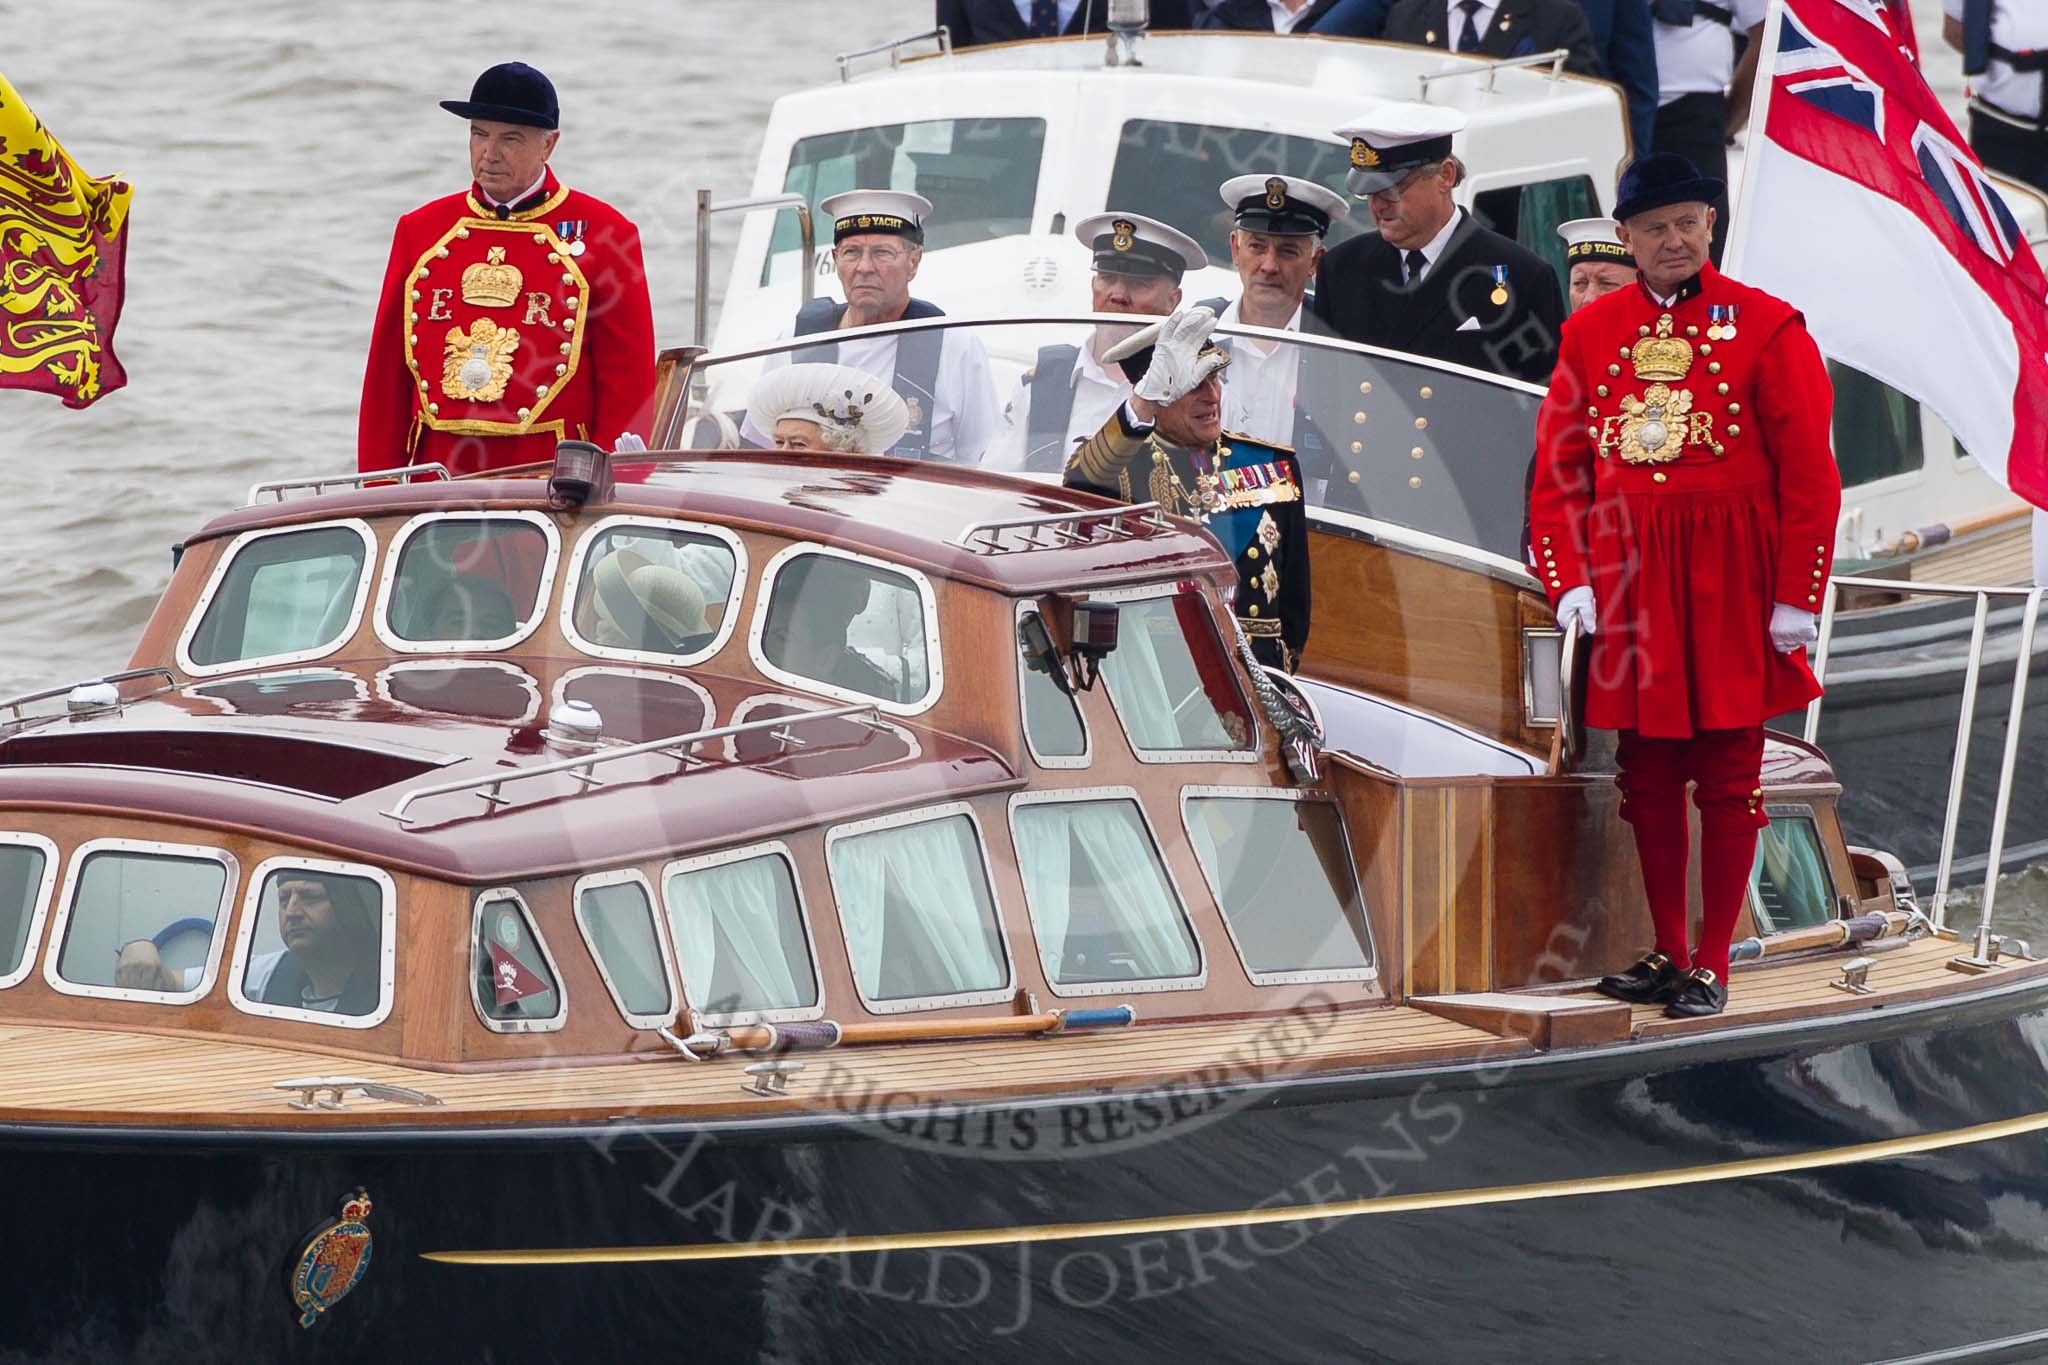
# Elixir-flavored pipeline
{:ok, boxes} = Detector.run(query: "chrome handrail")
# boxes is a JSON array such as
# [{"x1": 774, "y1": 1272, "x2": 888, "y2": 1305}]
[
  {"x1": 0, "y1": 666, "x2": 177, "y2": 725},
  {"x1": 246, "y1": 464, "x2": 450, "y2": 506},
  {"x1": 951, "y1": 501, "x2": 1171, "y2": 553},
  {"x1": 1416, "y1": 48, "x2": 1570, "y2": 98},
  {"x1": 1805, "y1": 574, "x2": 2045, "y2": 930},
  {"x1": 835, "y1": 25, "x2": 953, "y2": 82},
  {"x1": 380, "y1": 702, "x2": 881, "y2": 826},
  {"x1": 693, "y1": 192, "x2": 815, "y2": 349}
]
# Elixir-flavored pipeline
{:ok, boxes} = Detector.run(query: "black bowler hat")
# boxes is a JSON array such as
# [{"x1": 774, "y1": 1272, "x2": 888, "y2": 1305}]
[
  {"x1": 440, "y1": 62, "x2": 559, "y2": 130},
  {"x1": 1613, "y1": 153, "x2": 1725, "y2": 223}
]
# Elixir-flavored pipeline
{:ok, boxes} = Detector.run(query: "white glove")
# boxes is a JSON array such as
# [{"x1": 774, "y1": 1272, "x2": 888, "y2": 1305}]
[
  {"x1": 1134, "y1": 306, "x2": 1225, "y2": 406},
  {"x1": 1556, "y1": 585, "x2": 1596, "y2": 636},
  {"x1": 1770, "y1": 603, "x2": 1819, "y2": 654},
  {"x1": 612, "y1": 432, "x2": 648, "y2": 454}
]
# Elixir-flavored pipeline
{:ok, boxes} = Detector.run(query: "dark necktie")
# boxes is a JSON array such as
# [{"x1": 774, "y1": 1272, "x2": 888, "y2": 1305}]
[
  {"x1": 1457, "y1": 0, "x2": 1483, "y2": 51},
  {"x1": 1961, "y1": 0, "x2": 1992, "y2": 75},
  {"x1": 1405, "y1": 249, "x2": 1428, "y2": 285},
  {"x1": 1030, "y1": 0, "x2": 1061, "y2": 36},
  {"x1": 1651, "y1": 0, "x2": 1695, "y2": 22}
]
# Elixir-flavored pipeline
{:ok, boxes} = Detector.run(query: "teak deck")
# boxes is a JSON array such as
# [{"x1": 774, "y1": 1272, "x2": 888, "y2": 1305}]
[{"x1": 0, "y1": 935, "x2": 2025, "y2": 1131}]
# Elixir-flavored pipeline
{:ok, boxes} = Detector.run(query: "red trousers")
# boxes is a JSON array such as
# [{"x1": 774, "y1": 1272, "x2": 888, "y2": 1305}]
[{"x1": 1615, "y1": 725, "x2": 1768, "y2": 981}]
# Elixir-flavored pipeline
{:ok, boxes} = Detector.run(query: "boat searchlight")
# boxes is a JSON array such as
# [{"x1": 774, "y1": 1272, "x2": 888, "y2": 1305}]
[{"x1": 1106, "y1": 0, "x2": 1148, "y2": 66}]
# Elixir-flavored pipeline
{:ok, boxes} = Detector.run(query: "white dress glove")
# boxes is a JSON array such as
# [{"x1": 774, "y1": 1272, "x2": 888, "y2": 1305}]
[
  {"x1": 1770, "y1": 603, "x2": 1819, "y2": 654},
  {"x1": 1556, "y1": 585, "x2": 1596, "y2": 636},
  {"x1": 1134, "y1": 306, "x2": 1225, "y2": 406},
  {"x1": 612, "y1": 432, "x2": 648, "y2": 454}
]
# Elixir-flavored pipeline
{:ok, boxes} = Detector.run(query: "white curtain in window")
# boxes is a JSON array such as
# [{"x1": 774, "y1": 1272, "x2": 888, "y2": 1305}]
[
  {"x1": 833, "y1": 819, "x2": 1002, "y2": 998},
  {"x1": 669, "y1": 858, "x2": 803, "y2": 1008},
  {"x1": 1012, "y1": 804, "x2": 1073, "y2": 980},
  {"x1": 1102, "y1": 610, "x2": 1181, "y2": 749},
  {"x1": 1018, "y1": 802, "x2": 1196, "y2": 980}
]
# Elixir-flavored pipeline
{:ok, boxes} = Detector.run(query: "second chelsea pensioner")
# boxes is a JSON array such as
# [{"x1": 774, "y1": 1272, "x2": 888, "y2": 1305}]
[
  {"x1": 1529, "y1": 154, "x2": 1841, "y2": 1018},
  {"x1": 358, "y1": 62, "x2": 655, "y2": 475}
]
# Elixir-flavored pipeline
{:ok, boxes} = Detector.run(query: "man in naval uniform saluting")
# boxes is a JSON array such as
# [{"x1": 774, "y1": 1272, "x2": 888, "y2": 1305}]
[
  {"x1": 759, "y1": 190, "x2": 999, "y2": 464},
  {"x1": 1199, "y1": 173, "x2": 1349, "y2": 500},
  {"x1": 1064, "y1": 308, "x2": 1311, "y2": 672},
  {"x1": 1311, "y1": 104, "x2": 1566, "y2": 386},
  {"x1": 986, "y1": 211, "x2": 1203, "y2": 473},
  {"x1": 1529, "y1": 154, "x2": 1841, "y2": 1017},
  {"x1": 358, "y1": 63, "x2": 655, "y2": 475}
]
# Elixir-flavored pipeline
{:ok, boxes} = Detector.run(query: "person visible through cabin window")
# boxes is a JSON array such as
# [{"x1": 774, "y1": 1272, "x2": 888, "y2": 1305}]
[
  {"x1": 761, "y1": 555, "x2": 928, "y2": 703},
  {"x1": 117, "y1": 870, "x2": 382, "y2": 1015},
  {"x1": 572, "y1": 528, "x2": 732, "y2": 658}
]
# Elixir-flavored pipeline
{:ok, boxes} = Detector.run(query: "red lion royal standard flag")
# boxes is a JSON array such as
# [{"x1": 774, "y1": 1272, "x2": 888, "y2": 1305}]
[{"x1": 0, "y1": 71, "x2": 132, "y2": 407}]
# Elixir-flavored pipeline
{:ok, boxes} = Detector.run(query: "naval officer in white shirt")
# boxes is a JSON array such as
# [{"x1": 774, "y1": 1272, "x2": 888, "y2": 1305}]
[
  {"x1": 1650, "y1": 0, "x2": 1767, "y2": 264},
  {"x1": 1204, "y1": 174, "x2": 1349, "y2": 452},
  {"x1": 987, "y1": 211, "x2": 1205, "y2": 473},
  {"x1": 755, "y1": 190, "x2": 1000, "y2": 463}
]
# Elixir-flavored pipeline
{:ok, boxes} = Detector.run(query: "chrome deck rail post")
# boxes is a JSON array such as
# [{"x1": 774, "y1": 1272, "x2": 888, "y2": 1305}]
[
  {"x1": 950, "y1": 501, "x2": 1170, "y2": 554},
  {"x1": 245, "y1": 464, "x2": 451, "y2": 507},
  {"x1": 1416, "y1": 49, "x2": 1570, "y2": 100},
  {"x1": 1930, "y1": 592, "x2": 1992, "y2": 928},
  {"x1": 692, "y1": 192, "x2": 816, "y2": 351},
  {"x1": 1802, "y1": 585, "x2": 1842, "y2": 745},
  {"x1": 1976, "y1": 587, "x2": 2045, "y2": 932}
]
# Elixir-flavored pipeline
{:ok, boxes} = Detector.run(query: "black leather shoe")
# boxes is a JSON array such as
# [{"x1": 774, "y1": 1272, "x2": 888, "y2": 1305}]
[
  {"x1": 1596, "y1": 951, "x2": 1685, "y2": 1004},
  {"x1": 1663, "y1": 968, "x2": 1728, "y2": 1018}
]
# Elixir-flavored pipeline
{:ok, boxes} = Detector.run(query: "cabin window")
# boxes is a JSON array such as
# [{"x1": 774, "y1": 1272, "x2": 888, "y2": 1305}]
[
  {"x1": 826, "y1": 807, "x2": 1012, "y2": 1010},
  {"x1": 766, "y1": 118, "x2": 1047, "y2": 283},
  {"x1": 378, "y1": 513, "x2": 558, "y2": 651},
  {"x1": 227, "y1": 860, "x2": 395, "y2": 1028},
  {"x1": 753, "y1": 546, "x2": 941, "y2": 714},
  {"x1": 181, "y1": 522, "x2": 375, "y2": 674},
  {"x1": 0, "y1": 834, "x2": 57, "y2": 989},
  {"x1": 1182, "y1": 791, "x2": 1375, "y2": 984},
  {"x1": 1751, "y1": 808, "x2": 1837, "y2": 933},
  {"x1": 665, "y1": 845, "x2": 821, "y2": 1021},
  {"x1": 574, "y1": 871, "x2": 677, "y2": 1028},
  {"x1": 1108, "y1": 120, "x2": 1368, "y2": 264},
  {"x1": 1011, "y1": 791, "x2": 1201, "y2": 993},
  {"x1": 1017, "y1": 605, "x2": 1088, "y2": 766},
  {"x1": 1472, "y1": 175, "x2": 1600, "y2": 284},
  {"x1": 1830, "y1": 360, "x2": 1925, "y2": 486},
  {"x1": 47, "y1": 840, "x2": 237, "y2": 1003},
  {"x1": 564, "y1": 517, "x2": 744, "y2": 665},
  {"x1": 1099, "y1": 586, "x2": 1256, "y2": 759},
  {"x1": 470, "y1": 888, "x2": 565, "y2": 1033}
]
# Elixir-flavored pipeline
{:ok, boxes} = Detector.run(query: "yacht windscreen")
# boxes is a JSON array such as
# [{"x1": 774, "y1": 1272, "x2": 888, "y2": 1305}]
[
  {"x1": 1108, "y1": 120, "x2": 1368, "y2": 264},
  {"x1": 765, "y1": 118, "x2": 1047, "y2": 282},
  {"x1": 187, "y1": 525, "x2": 370, "y2": 668}
]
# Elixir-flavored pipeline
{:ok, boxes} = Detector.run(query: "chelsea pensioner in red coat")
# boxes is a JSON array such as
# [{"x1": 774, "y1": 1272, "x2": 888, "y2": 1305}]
[
  {"x1": 1528, "y1": 154, "x2": 1842, "y2": 1018},
  {"x1": 358, "y1": 63, "x2": 655, "y2": 476}
]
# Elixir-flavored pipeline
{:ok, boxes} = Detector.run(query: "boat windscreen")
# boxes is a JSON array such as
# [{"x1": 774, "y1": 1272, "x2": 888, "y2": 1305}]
[
  {"x1": 764, "y1": 117, "x2": 1048, "y2": 285},
  {"x1": 693, "y1": 317, "x2": 1541, "y2": 562}
]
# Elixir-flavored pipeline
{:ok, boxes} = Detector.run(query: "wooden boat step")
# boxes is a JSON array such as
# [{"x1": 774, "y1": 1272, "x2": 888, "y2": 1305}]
[{"x1": 1410, "y1": 993, "x2": 1632, "y2": 1048}]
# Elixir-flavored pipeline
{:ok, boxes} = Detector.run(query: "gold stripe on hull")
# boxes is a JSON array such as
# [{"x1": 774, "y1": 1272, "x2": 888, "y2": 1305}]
[{"x1": 422, "y1": 1104, "x2": 2048, "y2": 1267}]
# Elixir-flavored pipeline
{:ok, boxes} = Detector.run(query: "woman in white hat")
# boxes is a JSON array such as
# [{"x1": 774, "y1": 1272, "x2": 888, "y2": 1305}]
[{"x1": 746, "y1": 363, "x2": 912, "y2": 456}]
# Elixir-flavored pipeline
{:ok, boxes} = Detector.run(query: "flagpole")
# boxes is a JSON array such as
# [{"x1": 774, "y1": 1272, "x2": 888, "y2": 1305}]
[{"x1": 1722, "y1": 0, "x2": 1787, "y2": 274}]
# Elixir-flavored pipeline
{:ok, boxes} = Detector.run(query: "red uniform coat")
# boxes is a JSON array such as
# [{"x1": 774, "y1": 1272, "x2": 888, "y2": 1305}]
[
  {"x1": 1529, "y1": 263, "x2": 1842, "y2": 738},
  {"x1": 358, "y1": 169, "x2": 654, "y2": 475}
]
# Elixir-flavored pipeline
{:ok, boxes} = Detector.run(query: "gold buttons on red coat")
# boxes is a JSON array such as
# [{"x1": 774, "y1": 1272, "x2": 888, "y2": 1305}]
[
  {"x1": 1727, "y1": 402, "x2": 1741, "y2": 415},
  {"x1": 1727, "y1": 424, "x2": 1741, "y2": 438},
  {"x1": 1608, "y1": 363, "x2": 1622, "y2": 376},
  {"x1": 1653, "y1": 472, "x2": 1668, "y2": 484},
  {"x1": 1717, "y1": 382, "x2": 1730, "y2": 395},
  {"x1": 1596, "y1": 384, "x2": 1610, "y2": 397},
  {"x1": 1708, "y1": 361, "x2": 1722, "y2": 374}
]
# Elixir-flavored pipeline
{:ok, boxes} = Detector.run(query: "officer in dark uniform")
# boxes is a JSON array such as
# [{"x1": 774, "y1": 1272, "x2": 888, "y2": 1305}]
[
  {"x1": 1311, "y1": 104, "x2": 1566, "y2": 386},
  {"x1": 1065, "y1": 308, "x2": 1311, "y2": 671}
]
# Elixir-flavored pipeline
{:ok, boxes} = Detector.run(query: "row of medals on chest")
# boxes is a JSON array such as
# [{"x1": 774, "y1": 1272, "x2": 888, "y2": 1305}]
[
  {"x1": 1148, "y1": 438, "x2": 1285, "y2": 603},
  {"x1": 413, "y1": 225, "x2": 581, "y2": 408},
  {"x1": 1593, "y1": 310, "x2": 1743, "y2": 466}
]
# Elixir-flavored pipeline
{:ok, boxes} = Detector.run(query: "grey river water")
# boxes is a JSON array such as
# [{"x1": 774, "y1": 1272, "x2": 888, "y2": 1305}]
[{"x1": 1, "y1": 0, "x2": 2041, "y2": 941}]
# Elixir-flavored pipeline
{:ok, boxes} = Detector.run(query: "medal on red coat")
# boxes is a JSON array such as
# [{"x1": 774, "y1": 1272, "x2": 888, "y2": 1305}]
[
  {"x1": 1721, "y1": 303, "x2": 1738, "y2": 341},
  {"x1": 1488, "y1": 265, "x2": 1509, "y2": 306},
  {"x1": 1707, "y1": 305, "x2": 1724, "y2": 341},
  {"x1": 556, "y1": 218, "x2": 588, "y2": 257}
]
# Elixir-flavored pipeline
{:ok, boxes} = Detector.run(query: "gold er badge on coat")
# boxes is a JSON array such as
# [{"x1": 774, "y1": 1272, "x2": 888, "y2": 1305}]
[{"x1": 443, "y1": 317, "x2": 520, "y2": 402}]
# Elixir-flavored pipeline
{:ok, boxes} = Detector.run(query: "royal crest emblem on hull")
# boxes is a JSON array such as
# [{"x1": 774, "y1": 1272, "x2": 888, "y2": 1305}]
[{"x1": 290, "y1": 1190, "x2": 374, "y2": 1328}]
